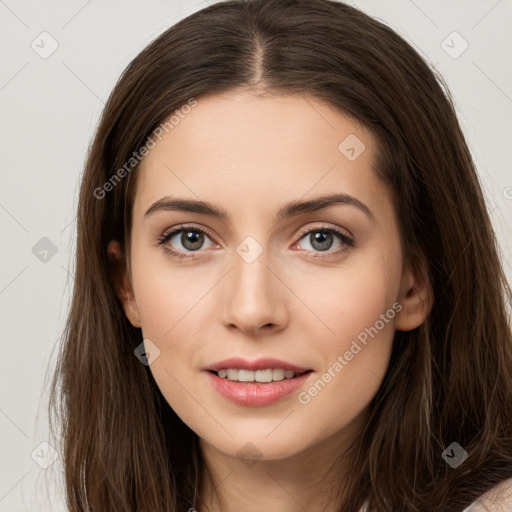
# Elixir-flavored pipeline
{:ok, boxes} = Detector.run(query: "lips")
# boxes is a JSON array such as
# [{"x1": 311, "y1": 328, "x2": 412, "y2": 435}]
[
  {"x1": 204, "y1": 357, "x2": 312, "y2": 373},
  {"x1": 203, "y1": 357, "x2": 314, "y2": 406}
]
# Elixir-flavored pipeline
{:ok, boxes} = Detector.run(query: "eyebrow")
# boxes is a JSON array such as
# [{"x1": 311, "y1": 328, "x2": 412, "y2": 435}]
[{"x1": 144, "y1": 193, "x2": 374, "y2": 222}]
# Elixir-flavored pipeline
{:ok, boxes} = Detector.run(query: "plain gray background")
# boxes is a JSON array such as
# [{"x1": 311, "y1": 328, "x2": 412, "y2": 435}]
[{"x1": 1, "y1": 0, "x2": 511, "y2": 510}]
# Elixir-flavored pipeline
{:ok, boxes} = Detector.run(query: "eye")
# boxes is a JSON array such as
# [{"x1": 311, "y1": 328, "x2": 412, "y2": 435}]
[
  {"x1": 292, "y1": 224, "x2": 355, "y2": 258},
  {"x1": 157, "y1": 223, "x2": 355, "y2": 261},
  {"x1": 157, "y1": 224, "x2": 217, "y2": 260}
]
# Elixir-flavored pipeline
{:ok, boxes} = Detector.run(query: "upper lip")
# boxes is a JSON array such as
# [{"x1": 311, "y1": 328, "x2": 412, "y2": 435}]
[{"x1": 204, "y1": 357, "x2": 312, "y2": 373}]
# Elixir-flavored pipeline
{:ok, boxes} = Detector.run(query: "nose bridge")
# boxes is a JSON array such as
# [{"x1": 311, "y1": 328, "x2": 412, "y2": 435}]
[{"x1": 222, "y1": 234, "x2": 286, "y2": 332}]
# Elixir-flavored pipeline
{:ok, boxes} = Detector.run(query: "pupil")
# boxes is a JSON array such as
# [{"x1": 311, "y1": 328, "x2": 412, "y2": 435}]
[
  {"x1": 182, "y1": 231, "x2": 203, "y2": 250},
  {"x1": 311, "y1": 231, "x2": 332, "y2": 251}
]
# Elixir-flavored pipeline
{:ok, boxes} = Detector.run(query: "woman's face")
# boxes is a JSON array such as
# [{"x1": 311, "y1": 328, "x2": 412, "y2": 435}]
[{"x1": 111, "y1": 89, "x2": 425, "y2": 462}]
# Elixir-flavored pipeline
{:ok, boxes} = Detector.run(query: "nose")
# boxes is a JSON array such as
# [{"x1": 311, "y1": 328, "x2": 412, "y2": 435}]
[{"x1": 221, "y1": 250, "x2": 289, "y2": 335}]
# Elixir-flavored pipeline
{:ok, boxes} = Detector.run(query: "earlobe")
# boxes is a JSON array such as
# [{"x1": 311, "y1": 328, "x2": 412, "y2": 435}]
[
  {"x1": 395, "y1": 260, "x2": 434, "y2": 332},
  {"x1": 107, "y1": 240, "x2": 141, "y2": 328}
]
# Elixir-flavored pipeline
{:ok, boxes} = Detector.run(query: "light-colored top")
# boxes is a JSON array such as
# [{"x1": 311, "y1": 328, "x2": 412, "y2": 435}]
[
  {"x1": 358, "y1": 477, "x2": 512, "y2": 512},
  {"x1": 463, "y1": 477, "x2": 512, "y2": 511}
]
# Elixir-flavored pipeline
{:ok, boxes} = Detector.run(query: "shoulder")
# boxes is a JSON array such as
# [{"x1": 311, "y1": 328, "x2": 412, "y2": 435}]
[{"x1": 465, "y1": 477, "x2": 512, "y2": 512}]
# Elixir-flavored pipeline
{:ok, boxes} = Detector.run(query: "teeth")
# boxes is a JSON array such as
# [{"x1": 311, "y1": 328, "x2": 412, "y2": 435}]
[
  {"x1": 215, "y1": 368, "x2": 301, "y2": 382},
  {"x1": 272, "y1": 369, "x2": 285, "y2": 381},
  {"x1": 238, "y1": 369, "x2": 254, "y2": 382},
  {"x1": 255, "y1": 369, "x2": 272, "y2": 382},
  {"x1": 227, "y1": 369, "x2": 238, "y2": 380}
]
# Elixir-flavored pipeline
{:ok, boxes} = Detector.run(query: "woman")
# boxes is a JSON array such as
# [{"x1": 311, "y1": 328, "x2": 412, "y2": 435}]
[{"x1": 48, "y1": 0, "x2": 512, "y2": 510}]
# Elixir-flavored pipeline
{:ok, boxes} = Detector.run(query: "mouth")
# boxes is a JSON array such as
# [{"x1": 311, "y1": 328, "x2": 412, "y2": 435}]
[
  {"x1": 207, "y1": 368, "x2": 313, "y2": 383},
  {"x1": 203, "y1": 357, "x2": 315, "y2": 406}
]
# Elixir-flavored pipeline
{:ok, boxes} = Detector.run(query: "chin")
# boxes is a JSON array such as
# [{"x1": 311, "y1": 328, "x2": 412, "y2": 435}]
[{"x1": 198, "y1": 425, "x2": 318, "y2": 462}]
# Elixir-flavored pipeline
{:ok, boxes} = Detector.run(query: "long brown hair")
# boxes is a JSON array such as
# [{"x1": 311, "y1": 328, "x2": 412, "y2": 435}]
[{"x1": 47, "y1": 0, "x2": 512, "y2": 510}]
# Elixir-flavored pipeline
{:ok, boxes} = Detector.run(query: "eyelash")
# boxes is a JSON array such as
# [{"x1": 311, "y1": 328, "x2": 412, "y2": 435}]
[{"x1": 157, "y1": 223, "x2": 355, "y2": 261}]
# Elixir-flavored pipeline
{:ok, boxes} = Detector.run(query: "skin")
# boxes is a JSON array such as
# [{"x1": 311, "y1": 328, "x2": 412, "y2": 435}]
[{"x1": 108, "y1": 89, "x2": 432, "y2": 512}]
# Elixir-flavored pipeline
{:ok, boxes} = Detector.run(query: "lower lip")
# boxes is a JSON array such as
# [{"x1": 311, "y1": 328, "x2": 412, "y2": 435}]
[{"x1": 205, "y1": 370, "x2": 313, "y2": 407}]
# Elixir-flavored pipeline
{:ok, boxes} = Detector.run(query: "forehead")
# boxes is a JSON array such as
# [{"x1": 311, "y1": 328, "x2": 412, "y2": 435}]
[{"x1": 134, "y1": 90, "x2": 388, "y2": 221}]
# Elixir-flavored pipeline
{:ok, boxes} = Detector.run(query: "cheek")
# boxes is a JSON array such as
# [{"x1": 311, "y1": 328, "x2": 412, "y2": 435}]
[
  {"x1": 291, "y1": 247, "x2": 400, "y2": 418},
  {"x1": 129, "y1": 248, "x2": 218, "y2": 418},
  {"x1": 307, "y1": 280, "x2": 396, "y2": 381},
  {"x1": 130, "y1": 246, "x2": 214, "y2": 338},
  {"x1": 288, "y1": 247, "x2": 401, "y2": 346},
  {"x1": 296, "y1": 289, "x2": 397, "y2": 434}
]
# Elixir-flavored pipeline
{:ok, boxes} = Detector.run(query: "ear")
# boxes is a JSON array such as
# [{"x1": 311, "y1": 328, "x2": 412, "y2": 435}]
[
  {"x1": 395, "y1": 258, "x2": 434, "y2": 331},
  {"x1": 107, "y1": 240, "x2": 141, "y2": 328}
]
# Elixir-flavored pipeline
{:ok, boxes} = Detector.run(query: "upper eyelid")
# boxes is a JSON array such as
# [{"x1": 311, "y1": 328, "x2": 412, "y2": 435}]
[{"x1": 295, "y1": 223, "x2": 353, "y2": 240}]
